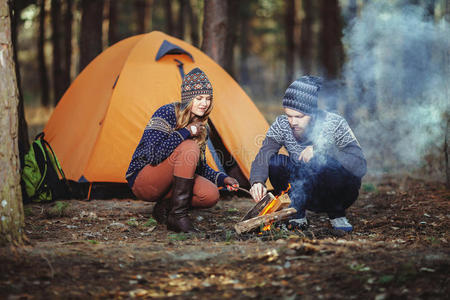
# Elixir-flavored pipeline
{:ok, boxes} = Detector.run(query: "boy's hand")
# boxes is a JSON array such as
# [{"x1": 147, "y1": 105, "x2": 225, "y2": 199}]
[
  {"x1": 250, "y1": 183, "x2": 267, "y2": 203},
  {"x1": 299, "y1": 146, "x2": 314, "y2": 163}
]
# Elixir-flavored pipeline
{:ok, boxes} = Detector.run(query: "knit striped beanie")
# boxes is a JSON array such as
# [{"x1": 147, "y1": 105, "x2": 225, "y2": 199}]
[
  {"x1": 181, "y1": 68, "x2": 213, "y2": 110},
  {"x1": 282, "y1": 76, "x2": 323, "y2": 115}
]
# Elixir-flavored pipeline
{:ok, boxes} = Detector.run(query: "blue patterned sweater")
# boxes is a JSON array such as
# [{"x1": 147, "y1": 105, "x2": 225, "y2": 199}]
[
  {"x1": 126, "y1": 103, "x2": 228, "y2": 188},
  {"x1": 250, "y1": 110, "x2": 367, "y2": 186}
]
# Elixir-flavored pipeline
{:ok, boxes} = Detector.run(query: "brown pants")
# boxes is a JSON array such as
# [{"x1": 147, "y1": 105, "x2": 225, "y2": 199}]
[{"x1": 131, "y1": 140, "x2": 220, "y2": 208}]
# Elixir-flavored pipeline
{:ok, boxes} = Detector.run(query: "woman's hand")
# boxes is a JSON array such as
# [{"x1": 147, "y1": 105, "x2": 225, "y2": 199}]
[
  {"x1": 186, "y1": 121, "x2": 205, "y2": 137},
  {"x1": 250, "y1": 183, "x2": 267, "y2": 203},
  {"x1": 223, "y1": 177, "x2": 239, "y2": 191},
  {"x1": 298, "y1": 145, "x2": 314, "y2": 163}
]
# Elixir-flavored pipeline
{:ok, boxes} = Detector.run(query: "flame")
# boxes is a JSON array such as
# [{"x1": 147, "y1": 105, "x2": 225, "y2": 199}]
[{"x1": 260, "y1": 184, "x2": 291, "y2": 232}]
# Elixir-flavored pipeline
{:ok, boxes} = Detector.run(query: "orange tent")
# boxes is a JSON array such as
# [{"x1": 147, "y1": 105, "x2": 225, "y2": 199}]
[{"x1": 43, "y1": 31, "x2": 269, "y2": 185}]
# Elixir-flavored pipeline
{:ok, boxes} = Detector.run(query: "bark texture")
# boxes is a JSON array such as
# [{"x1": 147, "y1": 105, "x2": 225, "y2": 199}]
[
  {"x1": 60, "y1": 0, "x2": 73, "y2": 104},
  {"x1": 164, "y1": 0, "x2": 174, "y2": 35},
  {"x1": 201, "y1": 0, "x2": 228, "y2": 68},
  {"x1": 108, "y1": 0, "x2": 119, "y2": 45},
  {"x1": 224, "y1": 0, "x2": 238, "y2": 77},
  {"x1": 51, "y1": 0, "x2": 64, "y2": 103},
  {"x1": 299, "y1": 0, "x2": 313, "y2": 74},
  {"x1": 9, "y1": 0, "x2": 29, "y2": 169},
  {"x1": 79, "y1": 0, "x2": 104, "y2": 72},
  {"x1": 38, "y1": 0, "x2": 50, "y2": 106},
  {"x1": 285, "y1": 0, "x2": 295, "y2": 85},
  {"x1": 0, "y1": 0, "x2": 25, "y2": 246},
  {"x1": 319, "y1": 0, "x2": 343, "y2": 78},
  {"x1": 135, "y1": 0, "x2": 151, "y2": 34},
  {"x1": 186, "y1": 0, "x2": 198, "y2": 47}
]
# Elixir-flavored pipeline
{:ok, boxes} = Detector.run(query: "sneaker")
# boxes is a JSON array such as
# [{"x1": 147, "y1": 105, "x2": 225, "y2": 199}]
[
  {"x1": 330, "y1": 217, "x2": 353, "y2": 232},
  {"x1": 287, "y1": 217, "x2": 308, "y2": 230}
]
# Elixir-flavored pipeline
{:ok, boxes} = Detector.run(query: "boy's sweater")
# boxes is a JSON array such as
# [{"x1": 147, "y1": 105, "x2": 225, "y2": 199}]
[{"x1": 250, "y1": 110, "x2": 367, "y2": 185}]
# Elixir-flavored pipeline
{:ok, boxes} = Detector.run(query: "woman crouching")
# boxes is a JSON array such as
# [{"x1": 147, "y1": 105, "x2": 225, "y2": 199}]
[{"x1": 126, "y1": 68, "x2": 239, "y2": 232}]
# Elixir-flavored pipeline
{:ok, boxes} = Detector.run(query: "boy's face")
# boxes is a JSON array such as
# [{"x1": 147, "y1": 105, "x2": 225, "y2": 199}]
[{"x1": 284, "y1": 107, "x2": 311, "y2": 137}]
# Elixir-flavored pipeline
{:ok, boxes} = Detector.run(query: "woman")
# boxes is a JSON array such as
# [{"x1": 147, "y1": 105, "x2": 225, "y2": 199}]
[{"x1": 126, "y1": 68, "x2": 239, "y2": 233}]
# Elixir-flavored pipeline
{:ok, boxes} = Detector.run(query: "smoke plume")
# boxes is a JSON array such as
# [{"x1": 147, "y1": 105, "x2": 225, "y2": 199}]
[{"x1": 336, "y1": 0, "x2": 449, "y2": 177}]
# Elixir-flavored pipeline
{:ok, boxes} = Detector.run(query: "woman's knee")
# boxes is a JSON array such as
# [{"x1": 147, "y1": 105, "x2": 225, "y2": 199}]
[
  {"x1": 177, "y1": 140, "x2": 200, "y2": 154},
  {"x1": 192, "y1": 185, "x2": 219, "y2": 208},
  {"x1": 173, "y1": 140, "x2": 200, "y2": 165},
  {"x1": 132, "y1": 184, "x2": 164, "y2": 202}
]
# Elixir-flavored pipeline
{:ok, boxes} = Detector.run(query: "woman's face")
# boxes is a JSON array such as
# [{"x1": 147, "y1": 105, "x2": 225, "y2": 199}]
[{"x1": 191, "y1": 94, "x2": 212, "y2": 117}]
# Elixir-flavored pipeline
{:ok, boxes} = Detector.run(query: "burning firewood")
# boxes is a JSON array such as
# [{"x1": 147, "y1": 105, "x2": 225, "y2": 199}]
[
  {"x1": 235, "y1": 185, "x2": 294, "y2": 234},
  {"x1": 234, "y1": 208, "x2": 297, "y2": 234},
  {"x1": 258, "y1": 193, "x2": 291, "y2": 216}
]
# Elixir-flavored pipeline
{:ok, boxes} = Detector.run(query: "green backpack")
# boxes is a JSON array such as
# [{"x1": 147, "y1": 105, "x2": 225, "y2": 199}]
[{"x1": 22, "y1": 132, "x2": 70, "y2": 202}]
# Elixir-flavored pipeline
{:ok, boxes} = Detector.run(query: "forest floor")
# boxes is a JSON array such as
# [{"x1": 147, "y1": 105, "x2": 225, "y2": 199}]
[{"x1": 0, "y1": 176, "x2": 449, "y2": 299}]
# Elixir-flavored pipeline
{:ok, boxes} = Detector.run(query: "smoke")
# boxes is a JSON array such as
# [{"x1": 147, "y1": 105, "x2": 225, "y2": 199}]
[{"x1": 337, "y1": 0, "x2": 450, "y2": 177}]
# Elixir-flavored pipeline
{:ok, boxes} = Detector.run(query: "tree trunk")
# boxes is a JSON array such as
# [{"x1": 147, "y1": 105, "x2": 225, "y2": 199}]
[
  {"x1": 224, "y1": 0, "x2": 239, "y2": 77},
  {"x1": 51, "y1": 0, "x2": 65, "y2": 103},
  {"x1": 201, "y1": 0, "x2": 228, "y2": 68},
  {"x1": 445, "y1": 116, "x2": 450, "y2": 189},
  {"x1": 319, "y1": 0, "x2": 344, "y2": 79},
  {"x1": 79, "y1": 0, "x2": 104, "y2": 73},
  {"x1": 444, "y1": 0, "x2": 450, "y2": 189},
  {"x1": 38, "y1": 0, "x2": 50, "y2": 107},
  {"x1": 299, "y1": 0, "x2": 313, "y2": 74},
  {"x1": 446, "y1": 0, "x2": 450, "y2": 22},
  {"x1": 343, "y1": 0, "x2": 358, "y2": 126},
  {"x1": 175, "y1": 0, "x2": 186, "y2": 39},
  {"x1": 0, "y1": 0, "x2": 25, "y2": 246},
  {"x1": 108, "y1": 0, "x2": 119, "y2": 45},
  {"x1": 164, "y1": 0, "x2": 174, "y2": 35},
  {"x1": 285, "y1": 0, "x2": 295, "y2": 86},
  {"x1": 135, "y1": 0, "x2": 151, "y2": 34},
  {"x1": 9, "y1": 0, "x2": 30, "y2": 170},
  {"x1": 238, "y1": 0, "x2": 251, "y2": 85},
  {"x1": 186, "y1": 0, "x2": 198, "y2": 46},
  {"x1": 59, "y1": 0, "x2": 73, "y2": 105}
]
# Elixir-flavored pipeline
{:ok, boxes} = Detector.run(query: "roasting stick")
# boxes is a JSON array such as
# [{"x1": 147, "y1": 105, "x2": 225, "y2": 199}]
[{"x1": 219, "y1": 185, "x2": 253, "y2": 198}]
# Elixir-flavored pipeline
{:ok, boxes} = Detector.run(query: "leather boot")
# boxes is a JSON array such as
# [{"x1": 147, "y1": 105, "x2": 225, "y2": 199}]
[
  {"x1": 152, "y1": 199, "x2": 168, "y2": 225},
  {"x1": 166, "y1": 176, "x2": 197, "y2": 232}
]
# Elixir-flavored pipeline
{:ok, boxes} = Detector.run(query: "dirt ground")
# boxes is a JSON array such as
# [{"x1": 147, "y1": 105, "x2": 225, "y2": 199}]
[{"x1": 0, "y1": 176, "x2": 449, "y2": 299}]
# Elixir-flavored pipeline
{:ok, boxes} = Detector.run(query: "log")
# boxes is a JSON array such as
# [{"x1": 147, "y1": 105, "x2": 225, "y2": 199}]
[
  {"x1": 258, "y1": 193, "x2": 291, "y2": 216},
  {"x1": 240, "y1": 192, "x2": 275, "y2": 221},
  {"x1": 234, "y1": 208, "x2": 297, "y2": 234}
]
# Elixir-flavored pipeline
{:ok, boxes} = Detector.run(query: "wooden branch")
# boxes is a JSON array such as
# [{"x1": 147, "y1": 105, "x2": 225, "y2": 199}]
[{"x1": 234, "y1": 208, "x2": 297, "y2": 234}]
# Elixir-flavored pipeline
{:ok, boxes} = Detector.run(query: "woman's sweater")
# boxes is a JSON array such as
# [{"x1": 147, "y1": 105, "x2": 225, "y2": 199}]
[{"x1": 126, "y1": 103, "x2": 227, "y2": 187}]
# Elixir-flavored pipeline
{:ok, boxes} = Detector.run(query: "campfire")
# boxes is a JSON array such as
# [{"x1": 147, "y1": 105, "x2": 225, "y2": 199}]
[
  {"x1": 260, "y1": 184, "x2": 291, "y2": 231},
  {"x1": 235, "y1": 184, "x2": 297, "y2": 234}
]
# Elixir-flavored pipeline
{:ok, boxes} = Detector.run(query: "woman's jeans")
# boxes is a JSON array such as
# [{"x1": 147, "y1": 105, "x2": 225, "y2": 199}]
[{"x1": 268, "y1": 154, "x2": 361, "y2": 219}]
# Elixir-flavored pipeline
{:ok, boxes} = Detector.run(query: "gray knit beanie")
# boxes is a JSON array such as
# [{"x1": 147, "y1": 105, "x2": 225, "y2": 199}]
[
  {"x1": 282, "y1": 76, "x2": 323, "y2": 115},
  {"x1": 180, "y1": 67, "x2": 213, "y2": 110}
]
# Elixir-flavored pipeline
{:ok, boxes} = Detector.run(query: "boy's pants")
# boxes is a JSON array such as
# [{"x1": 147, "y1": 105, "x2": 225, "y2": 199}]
[{"x1": 268, "y1": 154, "x2": 361, "y2": 219}]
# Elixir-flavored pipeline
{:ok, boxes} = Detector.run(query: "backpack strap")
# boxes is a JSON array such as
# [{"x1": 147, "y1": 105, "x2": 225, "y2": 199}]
[
  {"x1": 40, "y1": 138, "x2": 67, "y2": 180},
  {"x1": 39, "y1": 134, "x2": 71, "y2": 199},
  {"x1": 31, "y1": 141, "x2": 48, "y2": 190}
]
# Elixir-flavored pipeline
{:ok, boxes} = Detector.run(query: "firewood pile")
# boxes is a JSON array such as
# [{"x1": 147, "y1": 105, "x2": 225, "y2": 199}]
[{"x1": 234, "y1": 192, "x2": 296, "y2": 234}]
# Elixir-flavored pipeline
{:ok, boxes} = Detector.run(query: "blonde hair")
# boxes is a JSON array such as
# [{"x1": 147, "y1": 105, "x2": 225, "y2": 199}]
[{"x1": 174, "y1": 98, "x2": 213, "y2": 150}]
